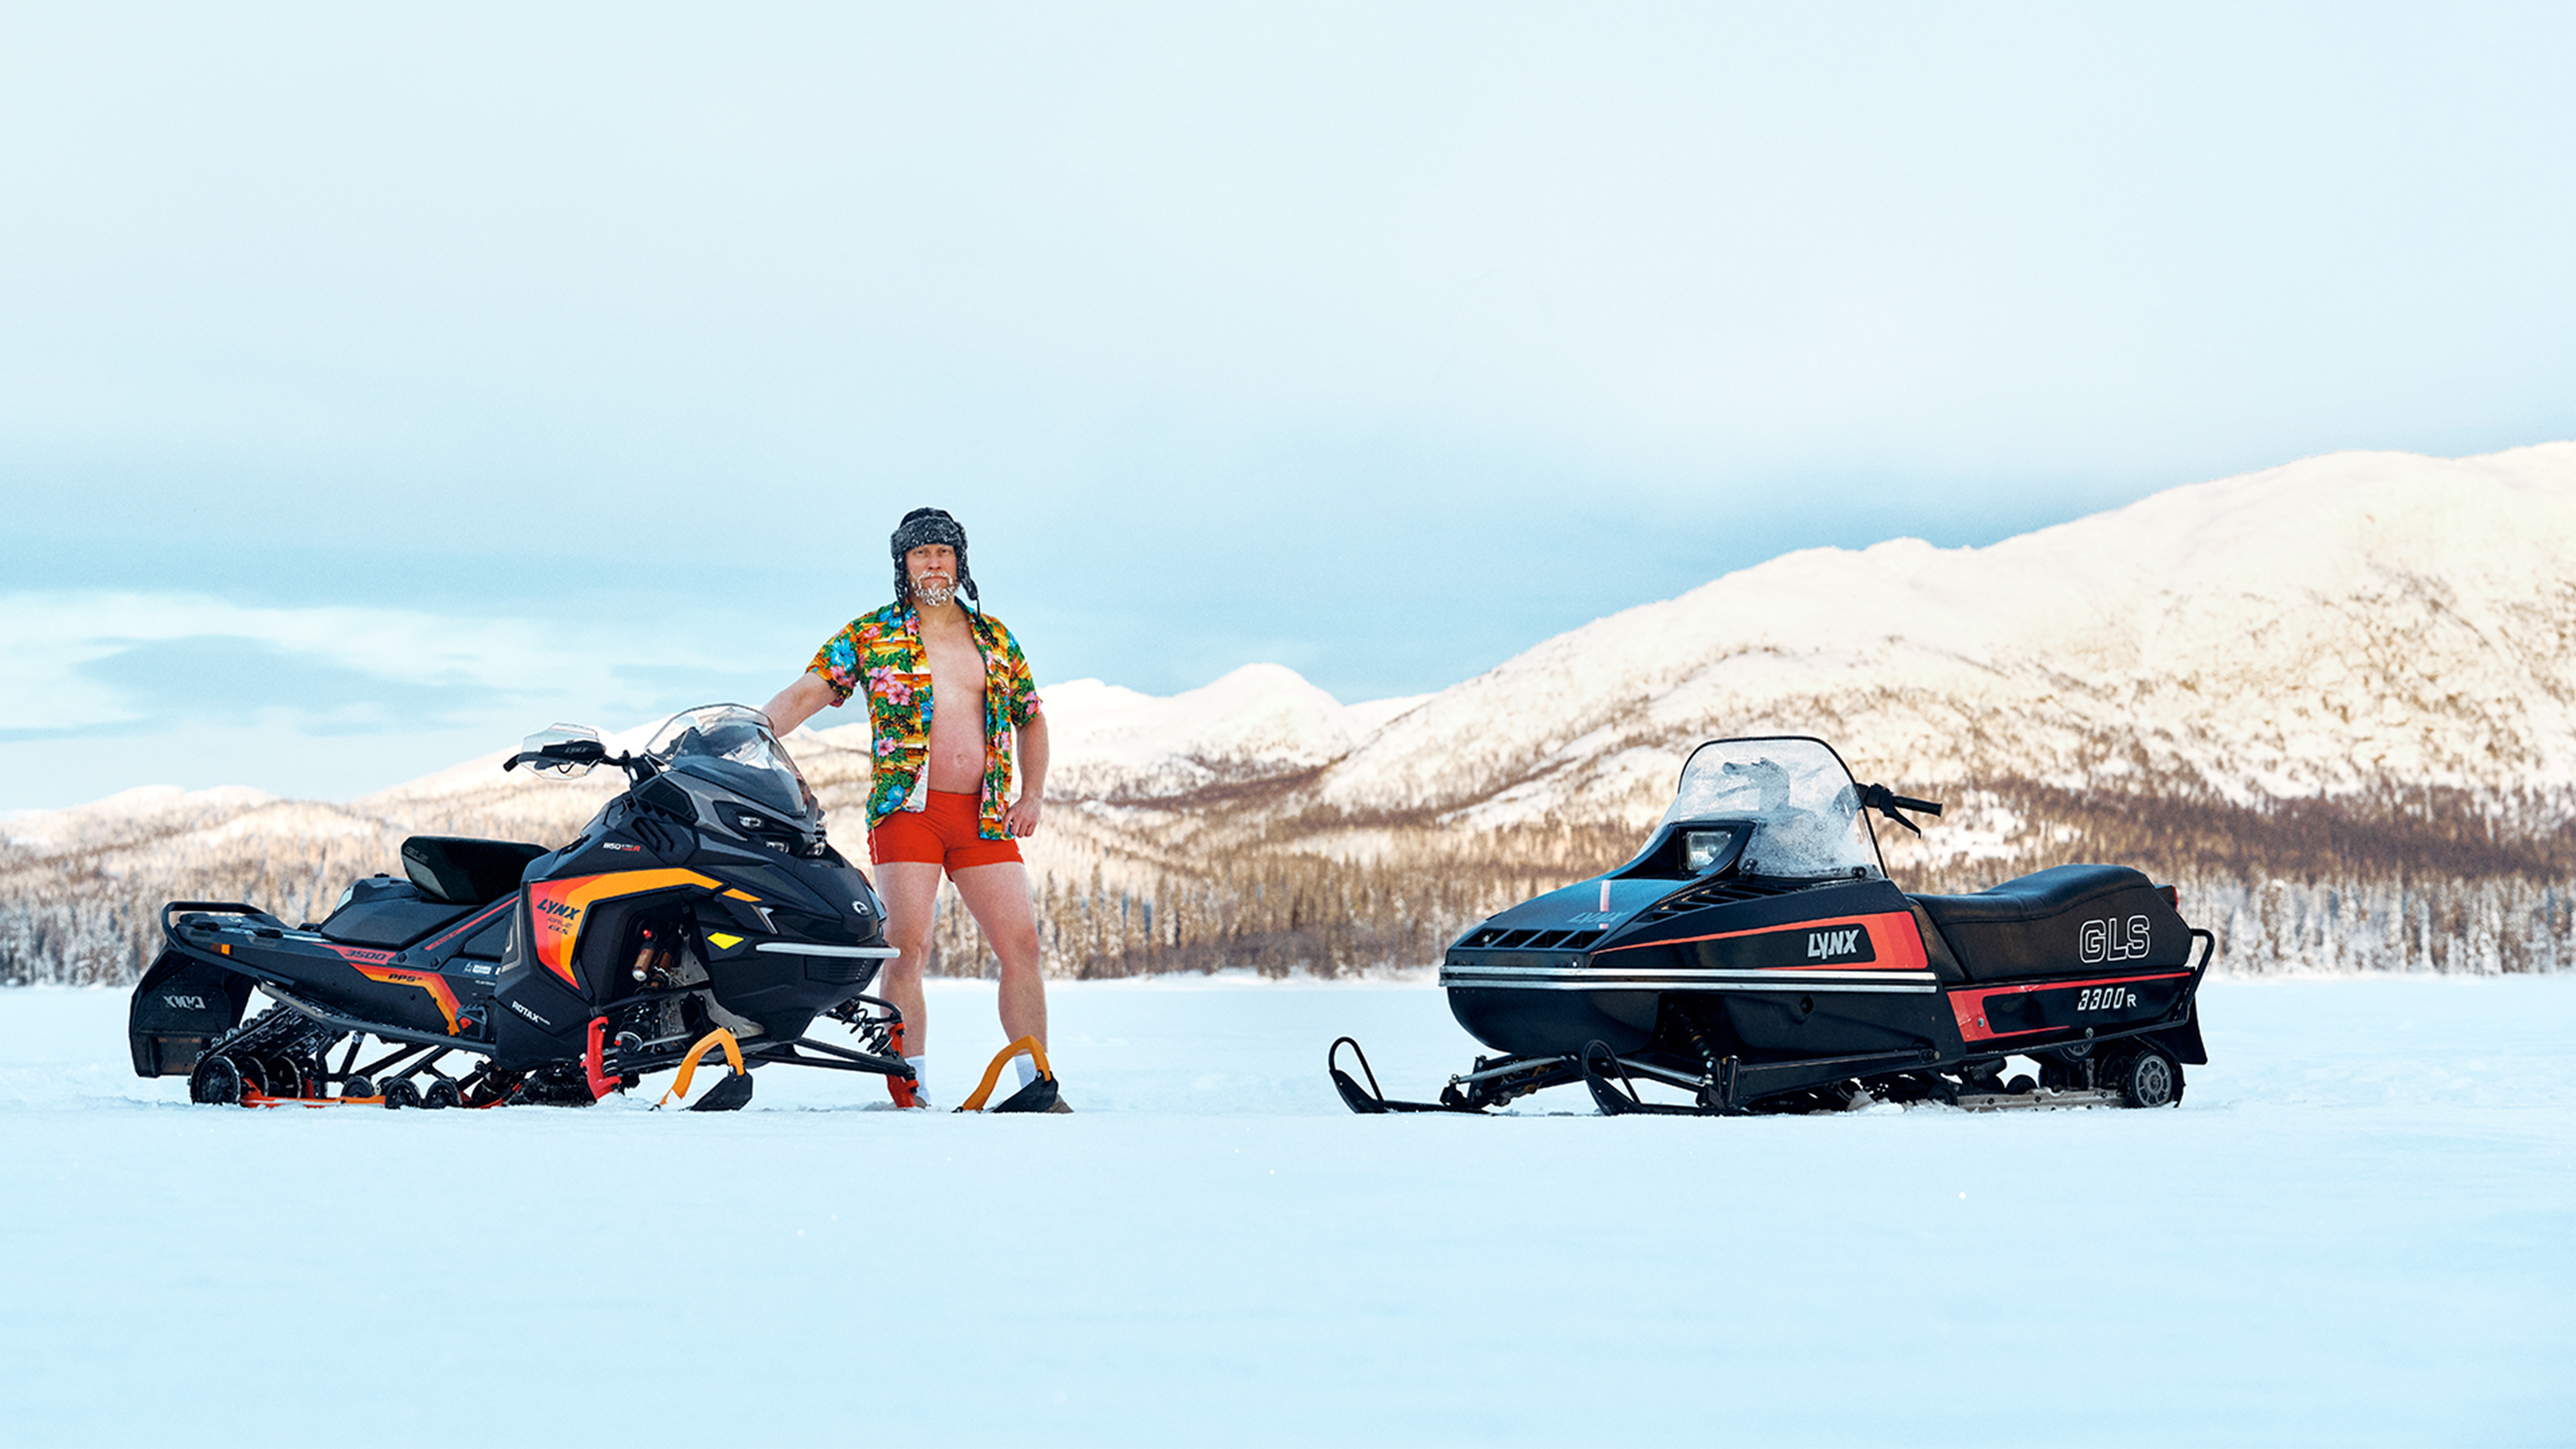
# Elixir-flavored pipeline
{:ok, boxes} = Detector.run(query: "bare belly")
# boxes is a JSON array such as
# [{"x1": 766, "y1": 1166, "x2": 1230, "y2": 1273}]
[{"x1": 925, "y1": 688, "x2": 987, "y2": 792}]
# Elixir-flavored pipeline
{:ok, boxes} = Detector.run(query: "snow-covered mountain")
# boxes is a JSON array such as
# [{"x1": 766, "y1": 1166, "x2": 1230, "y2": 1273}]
[
  {"x1": 983, "y1": 664, "x2": 1426, "y2": 801},
  {"x1": 1311, "y1": 442, "x2": 2576, "y2": 826}
]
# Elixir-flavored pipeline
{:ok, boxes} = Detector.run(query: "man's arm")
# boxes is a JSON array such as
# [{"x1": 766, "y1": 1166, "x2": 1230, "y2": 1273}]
[
  {"x1": 1006, "y1": 711, "x2": 1048, "y2": 837},
  {"x1": 762, "y1": 672, "x2": 840, "y2": 736}
]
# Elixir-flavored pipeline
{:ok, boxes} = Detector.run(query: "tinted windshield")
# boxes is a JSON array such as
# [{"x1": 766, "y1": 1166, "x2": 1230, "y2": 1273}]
[
  {"x1": 645, "y1": 705, "x2": 815, "y2": 818},
  {"x1": 1660, "y1": 737, "x2": 1882, "y2": 879}
]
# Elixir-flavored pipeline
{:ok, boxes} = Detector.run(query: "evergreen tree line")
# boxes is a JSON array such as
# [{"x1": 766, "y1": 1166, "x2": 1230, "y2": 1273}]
[{"x1": 7, "y1": 773, "x2": 2571, "y2": 985}]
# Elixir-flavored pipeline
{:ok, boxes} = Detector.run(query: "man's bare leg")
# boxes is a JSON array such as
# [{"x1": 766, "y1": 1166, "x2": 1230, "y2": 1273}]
[
  {"x1": 873, "y1": 862, "x2": 946, "y2": 1071},
  {"x1": 950, "y1": 860, "x2": 1048, "y2": 1049}
]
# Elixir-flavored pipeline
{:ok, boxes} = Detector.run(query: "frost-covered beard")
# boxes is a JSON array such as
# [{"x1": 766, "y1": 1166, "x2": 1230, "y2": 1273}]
[{"x1": 911, "y1": 577, "x2": 957, "y2": 609}]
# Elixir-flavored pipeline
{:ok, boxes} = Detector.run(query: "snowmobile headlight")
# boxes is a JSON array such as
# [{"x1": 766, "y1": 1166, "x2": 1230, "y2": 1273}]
[{"x1": 1683, "y1": 830, "x2": 1729, "y2": 873}]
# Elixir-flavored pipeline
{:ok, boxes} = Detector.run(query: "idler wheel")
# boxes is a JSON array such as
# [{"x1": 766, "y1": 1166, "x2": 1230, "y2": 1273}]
[
  {"x1": 190, "y1": 1054, "x2": 244, "y2": 1105},
  {"x1": 420, "y1": 1078, "x2": 462, "y2": 1111},
  {"x1": 2110, "y1": 1047, "x2": 2183, "y2": 1109},
  {"x1": 382, "y1": 1078, "x2": 423, "y2": 1110},
  {"x1": 341, "y1": 1076, "x2": 376, "y2": 1101}
]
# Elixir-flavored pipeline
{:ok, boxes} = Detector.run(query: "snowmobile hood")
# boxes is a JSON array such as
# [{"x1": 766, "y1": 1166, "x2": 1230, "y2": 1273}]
[{"x1": 1456, "y1": 877, "x2": 1674, "y2": 948}]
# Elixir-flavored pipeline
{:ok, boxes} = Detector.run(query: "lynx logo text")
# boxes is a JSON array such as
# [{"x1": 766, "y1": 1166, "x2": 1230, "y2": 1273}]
[
  {"x1": 1806, "y1": 928, "x2": 1863, "y2": 960},
  {"x1": 2080, "y1": 915, "x2": 2152, "y2": 964}
]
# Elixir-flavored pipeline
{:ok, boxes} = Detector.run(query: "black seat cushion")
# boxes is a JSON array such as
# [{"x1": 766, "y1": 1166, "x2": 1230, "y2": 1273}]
[
  {"x1": 1911, "y1": 865, "x2": 2185, "y2": 981},
  {"x1": 1915, "y1": 865, "x2": 2150, "y2": 927},
  {"x1": 320, "y1": 895, "x2": 478, "y2": 949},
  {"x1": 401, "y1": 836, "x2": 549, "y2": 906}
]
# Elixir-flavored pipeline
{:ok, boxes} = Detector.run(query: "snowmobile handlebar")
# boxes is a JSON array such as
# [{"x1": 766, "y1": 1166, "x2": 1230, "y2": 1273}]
[
  {"x1": 504, "y1": 738, "x2": 605, "y2": 771},
  {"x1": 502, "y1": 740, "x2": 656, "y2": 779},
  {"x1": 1858, "y1": 782, "x2": 1944, "y2": 835}
]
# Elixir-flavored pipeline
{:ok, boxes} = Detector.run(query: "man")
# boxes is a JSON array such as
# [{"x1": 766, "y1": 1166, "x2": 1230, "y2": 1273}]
[{"x1": 762, "y1": 507, "x2": 1058, "y2": 1109}]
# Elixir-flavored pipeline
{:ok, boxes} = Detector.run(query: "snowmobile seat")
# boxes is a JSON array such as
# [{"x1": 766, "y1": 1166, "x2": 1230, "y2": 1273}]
[
  {"x1": 401, "y1": 836, "x2": 549, "y2": 907},
  {"x1": 318, "y1": 875, "x2": 480, "y2": 949},
  {"x1": 1911, "y1": 864, "x2": 2184, "y2": 982}
]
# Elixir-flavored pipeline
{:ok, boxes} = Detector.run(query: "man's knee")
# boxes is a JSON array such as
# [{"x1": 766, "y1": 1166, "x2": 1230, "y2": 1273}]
[
  {"x1": 881, "y1": 910, "x2": 935, "y2": 958},
  {"x1": 990, "y1": 922, "x2": 1045, "y2": 973}
]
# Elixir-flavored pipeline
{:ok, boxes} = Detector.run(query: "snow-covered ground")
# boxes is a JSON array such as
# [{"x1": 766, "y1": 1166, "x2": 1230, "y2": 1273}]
[{"x1": 2, "y1": 976, "x2": 2568, "y2": 1446}]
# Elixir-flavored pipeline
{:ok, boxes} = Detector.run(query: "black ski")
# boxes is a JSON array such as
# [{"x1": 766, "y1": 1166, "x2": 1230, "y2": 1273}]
[{"x1": 1328, "y1": 1037, "x2": 1487, "y2": 1114}]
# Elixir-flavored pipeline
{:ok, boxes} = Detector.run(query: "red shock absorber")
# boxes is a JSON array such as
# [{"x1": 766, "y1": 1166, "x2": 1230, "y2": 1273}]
[
  {"x1": 584, "y1": 1016, "x2": 617, "y2": 1100},
  {"x1": 886, "y1": 1019, "x2": 919, "y2": 1109}
]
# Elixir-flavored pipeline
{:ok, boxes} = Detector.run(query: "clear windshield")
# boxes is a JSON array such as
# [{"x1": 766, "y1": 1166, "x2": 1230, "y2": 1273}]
[
  {"x1": 1659, "y1": 737, "x2": 1882, "y2": 879},
  {"x1": 645, "y1": 705, "x2": 815, "y2": 818}
]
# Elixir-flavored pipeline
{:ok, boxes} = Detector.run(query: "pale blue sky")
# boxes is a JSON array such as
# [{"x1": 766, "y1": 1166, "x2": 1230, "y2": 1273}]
[{"x1": 5, "y1": 3, "x2": 2573, "y2": 810}]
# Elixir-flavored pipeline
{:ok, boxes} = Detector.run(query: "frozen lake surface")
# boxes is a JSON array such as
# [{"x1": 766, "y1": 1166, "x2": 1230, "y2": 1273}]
[{"x1": 2, "y1": 975, "x2": 2569, "y2": 1447}]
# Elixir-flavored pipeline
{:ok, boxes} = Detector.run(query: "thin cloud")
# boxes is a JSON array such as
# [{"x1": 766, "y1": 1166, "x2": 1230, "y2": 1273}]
[{"x1": 0, "y1": 591, "x2": 670, "y2": 734}]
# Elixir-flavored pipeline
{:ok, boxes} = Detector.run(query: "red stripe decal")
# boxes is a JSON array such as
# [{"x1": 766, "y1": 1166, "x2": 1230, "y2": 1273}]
[
  {"x1": 420, "y1": 898, "x2": 513, "y2": 952},
  {"x1": 1597, "y1": 910, "x2": 1930, "y2": 973}
]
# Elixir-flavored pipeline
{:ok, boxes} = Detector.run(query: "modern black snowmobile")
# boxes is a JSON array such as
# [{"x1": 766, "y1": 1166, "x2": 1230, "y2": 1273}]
[
  {"x1": 128, "y1": 705, "x2": 1057, "y2": 1113},
  {"x1": 1330, "y1": 736, "x2": 2212, "y2": 1116}
]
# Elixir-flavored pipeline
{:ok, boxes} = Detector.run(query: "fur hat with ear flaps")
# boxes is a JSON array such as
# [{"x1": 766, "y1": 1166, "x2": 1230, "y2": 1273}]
[{"x1": 890, "y1": 507, "x2": 978, "y2": 609}]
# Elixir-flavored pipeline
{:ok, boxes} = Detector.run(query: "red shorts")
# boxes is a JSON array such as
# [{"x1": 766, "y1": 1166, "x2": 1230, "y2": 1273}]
[{"x1": 869, "y1": 789, "x2": 1023, "y2": 871}]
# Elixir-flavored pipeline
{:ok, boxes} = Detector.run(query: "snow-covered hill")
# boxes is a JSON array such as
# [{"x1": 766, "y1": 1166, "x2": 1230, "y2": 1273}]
[
  {"x1": 1313, "y1": 442, "x2": 2576, "y2": 826},
  {"x1": 819, "y1": 663, "x2": 1427, "y2": 803}
]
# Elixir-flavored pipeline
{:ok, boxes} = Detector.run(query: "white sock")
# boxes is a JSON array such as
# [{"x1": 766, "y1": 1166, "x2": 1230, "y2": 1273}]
[
  {"x1": 1012, "y1": 1055, "x2": 1037, "y2": 1089},
  {"x1": 905, "y1": 1055, "x2": 928, "y2": 1101}
]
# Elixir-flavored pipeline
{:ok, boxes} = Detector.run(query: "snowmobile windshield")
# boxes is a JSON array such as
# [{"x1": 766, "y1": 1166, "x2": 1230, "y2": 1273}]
[
  {"x1": 644, "y1": 705, "x2": 817, "y2": 819},
  {"x1": 1660, "y1": 738, "x2": 1882, "y2": 879}
]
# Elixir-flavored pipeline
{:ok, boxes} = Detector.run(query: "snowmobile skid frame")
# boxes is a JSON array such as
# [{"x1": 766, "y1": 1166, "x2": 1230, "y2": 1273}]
[
  {"x1": 1333, "y1": 927, "x2": 2211, "y2": 1116},
  {"x1": 169, "y1": 903, "x2": 918, "y2": 1112},
  {"x1": 1337, "y1": 926, "x2": 2212, "y2": 1117}
]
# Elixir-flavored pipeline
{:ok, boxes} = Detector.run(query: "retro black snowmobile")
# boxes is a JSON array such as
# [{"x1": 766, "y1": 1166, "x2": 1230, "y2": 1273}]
[
  {"x1": 1329, "y1": 737, "x2": 2212, "y2": 1116},
  {"x1": 127, "y1": 706, "x2": 1037, "y2": 1112}
]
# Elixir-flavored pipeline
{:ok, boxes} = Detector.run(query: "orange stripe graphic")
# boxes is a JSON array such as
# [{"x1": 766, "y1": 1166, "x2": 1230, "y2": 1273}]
[{"x1": 349, "y1": 963, "x2": 465, "y2": 1034}]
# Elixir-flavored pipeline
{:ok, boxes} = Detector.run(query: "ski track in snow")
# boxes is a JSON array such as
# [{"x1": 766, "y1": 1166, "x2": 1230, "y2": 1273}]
[{"x1": 2, "y1": 977, "x2": 2569, "y2": 1447}]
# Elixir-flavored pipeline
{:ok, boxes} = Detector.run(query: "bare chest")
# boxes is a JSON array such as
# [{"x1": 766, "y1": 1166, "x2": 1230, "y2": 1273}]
[{"x1": 919, "y1": 627, "x2": 987, "y2": 719}]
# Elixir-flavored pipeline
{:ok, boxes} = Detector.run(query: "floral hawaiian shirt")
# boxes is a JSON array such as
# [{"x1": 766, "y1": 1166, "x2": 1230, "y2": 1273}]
[{"x1": 807, "y1": 603, "x2": 1043, "y2": 839}]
